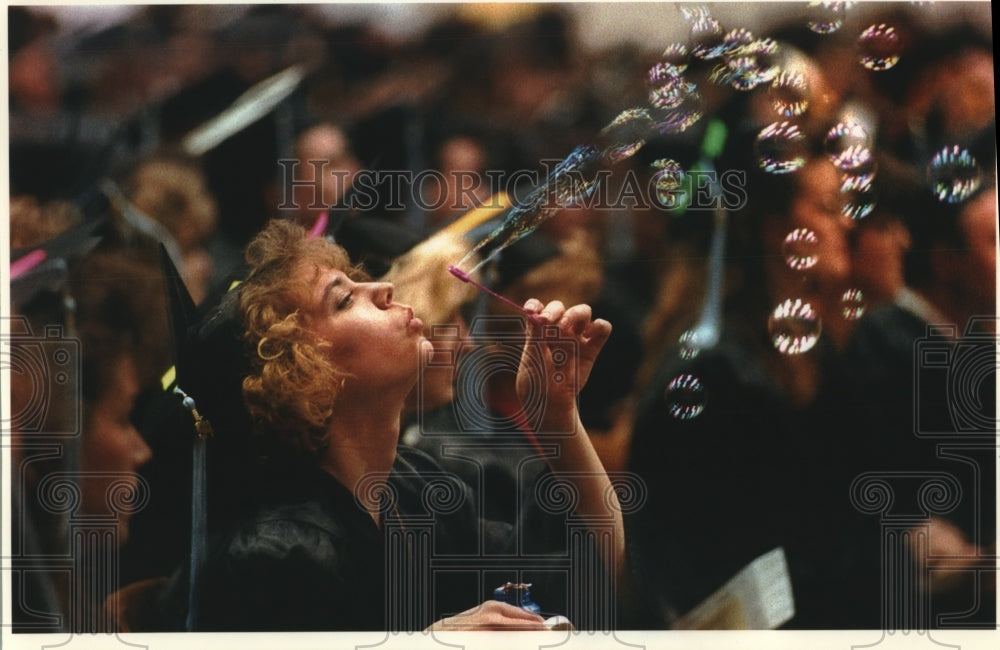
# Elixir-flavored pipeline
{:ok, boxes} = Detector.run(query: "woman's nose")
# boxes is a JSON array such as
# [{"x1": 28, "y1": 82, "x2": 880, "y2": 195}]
[{"x1": 367, "y1": 282, "x2": 394, "y2": 308}]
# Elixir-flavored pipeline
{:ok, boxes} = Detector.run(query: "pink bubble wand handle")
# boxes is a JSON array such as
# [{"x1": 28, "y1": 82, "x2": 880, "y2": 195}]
[{"x1": 448, "y1": 265, "x2": 545, "y2": 325}]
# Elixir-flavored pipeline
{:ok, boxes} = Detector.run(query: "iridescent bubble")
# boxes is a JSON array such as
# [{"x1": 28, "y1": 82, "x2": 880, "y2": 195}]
[
  {"x1": 841, "y1": 288, "x2": 866, "y2": 320},
  {"x1": 927, "y1": 145, "x2": 982, "y2": 204},
  {"x1": 724, "y1": 38, "x2": 780, "y2": 91},
  {"x1": 769, "y1": 298, "x2": 822, "y2": 355},
  {"x1": 653, "y1": 92, "x2": 704, "y2": 134},
  {"x1": 807, "y1": 1, "x2": 847, "y2": 34},
  {"x1": 782, "y1": 227, "x2": 820, "y2": 271},
  {"x1": 723, "y1": 28, "x2": 754, "y2": 53},
  {"x1": 756, "y1": 121, "x2": 807, "y2": 174},
  {"x1": 841, "y1": 173, "x2": 877, "y2": 220},
  {"x1": 648, "y1": 62, "x2": 679, "y2": 87},
  {"x1": 824, "y1": 122, "x2": 872, "y2": 172},
  {"x1": 599, "y1": 108, "x2": 653, "y2": 165},
  {"x1": 678, "y1": 329, "x2": 702, "y2": 360},
  {"x1": 770, "y1": 69, "x2": 811, "y2": 117},
  {"x1": 691, "y1": 17, "x2": 727, "y2": 60},
  {"x1": 664, "y1": 374, "x2": 706, "y2": 420},
  {"x1": 858, "y1": 23, "x2": 901, "y2": 71},
  {"x1": 660, "y1": 43, "x2": 690, "y2": 76},
  {"x1": 651, "y1": 158, "x2": 687, "y2": 208},
  {"x1": 709, "y1": 62, "x2": 740, "y2": 88},
  {"x1": 649, "y1": 74, "x2": 697, "y2": 110},
  {"x1": 547, "y1": 144, "x2": 602, "y2": 207},
  {"x1": 842, "y1": 155, "x2": 878, "y2": 186},
  {"x1": 747, "y1": 39, "x2": 781, "y2": 82}
]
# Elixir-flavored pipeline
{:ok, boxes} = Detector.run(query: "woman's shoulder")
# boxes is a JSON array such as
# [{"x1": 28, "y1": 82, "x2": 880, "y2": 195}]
[{"x1": 219, "y1": 471, "x2": 378, "y2": 565}]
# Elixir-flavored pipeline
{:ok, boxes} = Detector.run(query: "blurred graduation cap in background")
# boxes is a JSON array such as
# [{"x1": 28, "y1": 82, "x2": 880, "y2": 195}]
[{"x1": 10, "y1": 216, "x2": 106, "y2": 317}]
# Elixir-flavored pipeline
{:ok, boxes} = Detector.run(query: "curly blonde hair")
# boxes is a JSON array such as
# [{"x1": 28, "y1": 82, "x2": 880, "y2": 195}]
[{"x1": 239, "y1": 219, "x2": 365, "y2": 458}]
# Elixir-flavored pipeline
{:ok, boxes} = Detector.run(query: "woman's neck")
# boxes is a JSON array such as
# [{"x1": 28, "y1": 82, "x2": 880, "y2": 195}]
[{"x1": 317, "y1": 395, "x2": 403, "y2": 527}]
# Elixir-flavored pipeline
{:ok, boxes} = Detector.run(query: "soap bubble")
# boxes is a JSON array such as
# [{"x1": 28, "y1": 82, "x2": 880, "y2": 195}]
[
  {"x1": 768, "y1": 298, "x2": 821, "y2": 354},
  {"x1": 756, "y1": 121, "x2": 807, "y2": 174},
  {"x1": 691, "y1": 17, "x2": 727, "y2": 60},
  {"x1": 824, "y1": 121, "x2": 872, "y2": 172},
  {"x1": 661, "y1": 43, "x2": 690, "y2": 75},
  {"x1": 807, "y1": 1, "x2": 848, "y2": 34},
  {"x1": 858, "y1": 23, "x2": 901, "y2": 71},
  {"x1": 840, "y1": 173, "x2": 877, "y2": 220},
  {"x1": 546, "y1": 144, "x2": 603, "y2": 207},
  {"x1": 599, "y1": 108, "x2": 653, "y2": 165},
  {"x1": 842, "y1": 155, "x2": 878, "y2": 187},
  {"x1": 678, "y1": 329, "x2": 703, "y2": 360},
  {"x1": 841, "y1": 288, "x2": 866, "y2": 320},
  {"x1": 651, "y1": 158, "x2": 687, "y2": 208},
  {"x1": 709, "y1": 62, "x2": 740, "y2": 88},
  {"x1": 770, "y1": 70, "x2": 811, "y2": 117},
  {"x1": 721, "y1": 38, "x2": 780, "y2": 91},
  {"x1": 653, "y1": 92, "x2": 704, "y2": 134},
  {"x1": 665, "y1": 374, "x2": 707, "y2": 420},
  {"x1": 927, "y1": 145, "x2": 982, "y2": 204},
  {"x1": 649, "y1": 73, "x2": 697, "y2": 110},
  {"x1": 783, "y1": 228, "x2": 820, "y2": 271},
  {"x1": 723, "y1": 27, "x2": 754, "y2": 53}
]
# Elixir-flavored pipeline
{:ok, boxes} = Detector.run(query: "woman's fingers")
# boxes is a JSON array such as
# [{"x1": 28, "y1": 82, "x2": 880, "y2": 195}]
[
  {"x1": 558, "y1": 303, "x2": 592, "y2": 335},
  {"x1": 427, "y1": 600, "x2": 548, "y2": 631}
]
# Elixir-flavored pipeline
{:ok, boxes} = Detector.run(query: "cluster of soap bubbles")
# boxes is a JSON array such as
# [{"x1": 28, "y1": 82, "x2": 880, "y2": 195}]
[
  {"x1": 652, "y1": 2, "x2": 984, "y2": 418},
  {"x1": 823, "y1": 119, "x2": 878, "y2": 221}
]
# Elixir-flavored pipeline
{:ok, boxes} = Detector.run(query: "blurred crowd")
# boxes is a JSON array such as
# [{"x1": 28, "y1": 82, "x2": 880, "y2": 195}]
[{"x1": 6, "y1": 1, "x2": 997, "y2": 634}]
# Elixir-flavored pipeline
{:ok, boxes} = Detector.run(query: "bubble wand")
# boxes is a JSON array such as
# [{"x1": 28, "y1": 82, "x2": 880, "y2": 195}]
[{"x1": 447, "y1": 264, "x2": 545, "y2": 325}]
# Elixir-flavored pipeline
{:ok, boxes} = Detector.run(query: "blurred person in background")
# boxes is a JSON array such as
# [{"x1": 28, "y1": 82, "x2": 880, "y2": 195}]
[
  {"x1": 128, "y1": 153, "x2": 219, "y2": 305},
  {"x1": 843, "y1": 179, "x2": 997, "y2": 626},
  {"x1": 420, "y1": 133, "x2": 493, "y2": 231},
  {"x1": 627, "y1": 148, "x2": 871, "y2": 628},
  {"x1": 10, "y1": 204, "x2": 168, "y2": 632},
  {"x1": 282, "y1": 121, "x2": 362, "y2": 229}
]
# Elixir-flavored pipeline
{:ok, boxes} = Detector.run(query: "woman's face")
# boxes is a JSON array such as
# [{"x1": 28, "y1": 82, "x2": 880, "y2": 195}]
[
  {"x1": 80, "y1": 355, "x2": 152, "y2": 545},
  {"x1": 300, "y1": 265, "x2": 427, "y2": 392}
]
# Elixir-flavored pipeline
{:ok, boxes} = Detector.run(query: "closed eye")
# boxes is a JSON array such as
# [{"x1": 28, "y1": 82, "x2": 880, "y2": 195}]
[{"x1": 337, "y1": 292, "x2": 353, "y2": 310}]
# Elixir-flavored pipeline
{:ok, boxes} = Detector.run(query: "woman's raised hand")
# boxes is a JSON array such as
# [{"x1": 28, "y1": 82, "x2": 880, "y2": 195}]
[{"x1": 516, "y1": 299, "x2": 612, "y2": 435}]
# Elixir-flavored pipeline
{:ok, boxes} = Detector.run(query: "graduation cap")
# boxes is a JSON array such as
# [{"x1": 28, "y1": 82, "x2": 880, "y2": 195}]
[
  {"x1": 330, "y1": 216, "x2": 424, "y2": 278},
  {"x1": 159, "y1": 246, "x2": 255, "y2": 631},
  {"x1": 181, "y1": 64, "x2": 309, "y2": 157},
  {"x1": 10, "y1": 217, "x2": 105, "y2": 315}
]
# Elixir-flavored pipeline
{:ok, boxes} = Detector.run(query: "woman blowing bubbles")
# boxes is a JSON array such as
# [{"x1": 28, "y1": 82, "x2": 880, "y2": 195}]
[{"x1": 177, "y1": 219, "x2": 624, "y2": 631}]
